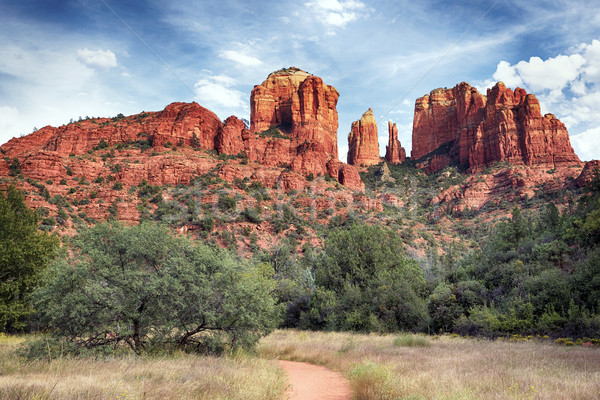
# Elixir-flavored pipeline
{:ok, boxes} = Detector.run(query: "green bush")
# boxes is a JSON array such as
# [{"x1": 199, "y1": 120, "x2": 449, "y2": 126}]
[
  {"x1": 31, "y1": 222, "x2": 279, "y2": 355},
  {"x1": 306, "y1": 224, "x2": 427, "y2": 332},
  {"x1": 217, "y1": 194, "x2": 237, "y2": 212}
]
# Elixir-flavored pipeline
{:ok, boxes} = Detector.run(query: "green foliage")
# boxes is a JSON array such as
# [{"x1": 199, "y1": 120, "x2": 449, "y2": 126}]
[
  {"x1": 393, "y1": 333, "x2": 431, "y2": 347},
  {"x1": 32, "y1": 222, "x2": 279, "y2": 355},
  {"x1": 240, "y1": 207, "x2": 262, "y2": 223},
  {"x1": 217, "y1": 193, "x2": 237, "y2": 212},
  {"x1": 303, "y1": 224, "x2": 427, "y2": 332},
  {"x1": 7, "y1": 158, "x2": 21, "y2": 176},
  {"x1": 199, "y1": 214, "x2": 215, "y2": 232},
  {"x1": 258, "y1": 126, "x2": 290, "y2": 140},
  {"x1": 0, "y1": 186, "x2": 59, "y2": 332},
  {"x1": 93, "y1": 139, "x2": 109, "y2": 150}
]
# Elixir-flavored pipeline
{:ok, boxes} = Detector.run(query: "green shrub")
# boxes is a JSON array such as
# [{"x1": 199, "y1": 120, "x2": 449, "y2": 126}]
[
  {"x1": 31, "y1": 222, "x2": 279, "y2": 355},
  {"x1": 217, "y1": 194, "x2": 236, "y2": 212}
]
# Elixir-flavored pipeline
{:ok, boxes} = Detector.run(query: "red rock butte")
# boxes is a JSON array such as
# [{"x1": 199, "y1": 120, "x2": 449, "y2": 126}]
[
  {"x1": 250, "y1": 67, "x2": 339, "y2": 158},
  {"x1": 411, "y1": 82, "x2": 581, "y2": 173},
  {"x1": 347, "y1": 108, "x2": 381, "y2": 166}
]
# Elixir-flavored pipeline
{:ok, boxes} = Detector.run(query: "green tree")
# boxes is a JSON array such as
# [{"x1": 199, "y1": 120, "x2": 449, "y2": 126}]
[
  {"x1": 33, "y1": 222, "x2": 279, "y2": 354},
  {"x1": 311, "y1": 224, "x2": 427, "y2": 331},
  {"x1": 0, "y1": 185, "x2": 59, "y2": 332}
]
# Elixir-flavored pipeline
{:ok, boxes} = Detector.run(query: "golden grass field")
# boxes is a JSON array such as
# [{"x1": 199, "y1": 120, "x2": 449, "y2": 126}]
[
  {"x1": 0, "y1": 334, "x2": 286, "y2": 400},
  {"x1": 258, "y1": 330, "x2": 600, "y2": 400},
  {"x1": 1, "y1": 330, "x2": 599, "y2": 399}
]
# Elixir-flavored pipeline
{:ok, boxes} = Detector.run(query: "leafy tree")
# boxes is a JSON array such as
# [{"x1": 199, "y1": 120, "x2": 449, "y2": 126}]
[
  {"x1": 571, "y1": 248, "x2": 600, "y2": 312},
  {"x1": 0, "y1": 185, "x2": 59, "y2": 332},
  {"x1": 32, "y1": 222, "x2": 279, "y2": 354},
  {"x1": 308, "y1": 224, "x2": 427, "y2": 331}
]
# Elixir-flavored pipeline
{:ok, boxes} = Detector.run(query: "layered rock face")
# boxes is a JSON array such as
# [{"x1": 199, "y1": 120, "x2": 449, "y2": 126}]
[
  {"x1": 1, "y1": 102, "x2": 226, "y2": 157},
  {"x1": 347, "y1": 108, "x2": 381, "y2": 166},
  {"x1": 250, "y1": 67, "x2": 339, "y2": 157},
  {"x1": 384, "y1": 121, "x2": 406, "y2": 164},
  {"x1": 412, "y1": 82, "x2": 581, "y2": 172}
]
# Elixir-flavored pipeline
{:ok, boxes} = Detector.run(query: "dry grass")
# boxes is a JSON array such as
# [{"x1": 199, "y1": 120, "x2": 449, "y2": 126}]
[
  {"x1": 0, "y1": 335, "x2": 287, "y2": 400},
  {"x1": 258, "y1": 330, "x2": 600, "y2": 400}
]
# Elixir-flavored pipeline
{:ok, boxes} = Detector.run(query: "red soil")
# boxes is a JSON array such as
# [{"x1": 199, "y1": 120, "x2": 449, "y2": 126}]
[{"x1": 278, "y1": 360, "x2": 352, "y2": 400}]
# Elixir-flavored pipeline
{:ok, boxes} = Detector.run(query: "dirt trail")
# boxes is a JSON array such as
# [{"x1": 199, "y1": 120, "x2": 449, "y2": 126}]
[{"x1": 278, "y1": 360, "x2": 352, "y2": 400}]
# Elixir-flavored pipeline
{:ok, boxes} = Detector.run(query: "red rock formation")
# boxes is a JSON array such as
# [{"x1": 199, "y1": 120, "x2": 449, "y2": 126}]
[
  {"x1": 347, "y1": 108, "x2": 380, "y2": 166},
  {"x1": 433, "y1": 164, "x2": 584, "y2": 213},
  {"x1": 250, "y1": 67, "x2": 339, "y2": 157},
  {"x1": 326, "y1": 159, "x2": 365, "y2": 191},
  {"x1": 384, "y1": 121, "x2": 406, "y2": 164},
  {"x1": 247, "y1": 67, "x2": 366, "y2": 190},
  {"x1": 576, "y1": 160, "x2": 600, "y2": 187},
  {"x1": 216, "y1": 116, "x2": 249, "y2": 156},
  {"x1": 411, "y1": 82, "x2": 581, "y2": 173},
  {"x1": 1, "y1": 68, "x2": 365, "y2": 192},
  {"x1": 0, "y1": 102, "x2": 224, "y2": 157}
]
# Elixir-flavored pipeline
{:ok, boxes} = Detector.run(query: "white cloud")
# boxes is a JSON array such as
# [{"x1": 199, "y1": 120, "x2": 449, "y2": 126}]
[
  {"x1": 77, "y1": 48, "x2": 117, "y2": 69},
  {"x1": 492, "y1": 61, "x2": 523, "y2": 88},
  {"x1": 219, "y1": 49, "x2": 262, "y2": 67},
  {"x1": 493, "y1": 55, "x2": 585, "y2": 93},
  {"x1": 305, "y1": 0, "x2": 367, "y2": 29},
  {"x1": 194, "y1": 74, "x2": 248, "y2": 119},
  {"x1": 570, "y1": 128, "x2": 600, "y2": 162}
]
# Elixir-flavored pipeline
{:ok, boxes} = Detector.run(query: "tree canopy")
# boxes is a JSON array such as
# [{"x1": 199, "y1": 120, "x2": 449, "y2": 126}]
[
  {"x1": 33, "y1": 222, "x2": 279, "y2": 354},
  {"x1": 0, "y1": 185, "x2": 59, "y2": 332},
  {"x1": 302, "y1": 224, "x2": 427, "y2": 332}
]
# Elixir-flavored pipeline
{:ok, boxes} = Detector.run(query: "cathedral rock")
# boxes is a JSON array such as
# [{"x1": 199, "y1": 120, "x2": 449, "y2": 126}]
[{"x1": 411, "y1": 82, "x2": 581, "y2": 173}]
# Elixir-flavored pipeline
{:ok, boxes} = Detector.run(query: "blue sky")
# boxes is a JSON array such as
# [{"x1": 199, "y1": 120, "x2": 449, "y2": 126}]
[{"x1": 1, "y1": 0, "x2": 599, "y2": 161}]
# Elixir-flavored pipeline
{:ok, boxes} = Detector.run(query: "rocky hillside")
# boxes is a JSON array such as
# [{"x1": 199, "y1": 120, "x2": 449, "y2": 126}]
[{"x1": 0, "y1": 68, "x2": 597, "y2": 258}]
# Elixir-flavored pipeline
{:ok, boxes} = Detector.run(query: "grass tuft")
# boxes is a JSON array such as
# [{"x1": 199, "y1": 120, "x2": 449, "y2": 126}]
[
  {"x1": 349, "y1": 362, "x2": 401, "y2": 400},
  {"x1": 393, "y1": 333, "x2": 431, "y2": 348}
]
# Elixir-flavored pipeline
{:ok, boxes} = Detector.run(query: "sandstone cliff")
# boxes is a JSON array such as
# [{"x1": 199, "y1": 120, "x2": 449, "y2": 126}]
[
  {"x1": 412, "y1": 82, "x2": 581, "y2": 173},
  {"x1": 250, "y1": 67, "x2": 339, "y2": 157},
  {"x1": 384, "y1": 121, "x2": 406, "y2": 164},
  {"x1": 347, "y1": 108, "x2": 381, "y2": 166}
]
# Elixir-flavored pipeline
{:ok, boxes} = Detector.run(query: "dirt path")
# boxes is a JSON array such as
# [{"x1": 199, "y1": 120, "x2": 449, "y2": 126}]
[{"x1": 277, "y1": 360, "x2": 352, "y2": 400}]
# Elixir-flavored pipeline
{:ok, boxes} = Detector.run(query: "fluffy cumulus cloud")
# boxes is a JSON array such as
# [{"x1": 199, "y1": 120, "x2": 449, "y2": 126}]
[
  {"x1": 194, "y1": 74, "x2": 248, "y2": 119},
  {"x1": 305, "y1": 0, "x2": 366, "y2": 29},
  {"x1": 77, "y1": 48, "x2": 117, "y2": 69},
  {"x1": 490, "y1": 39, "x2": 600, "y2": 160}
]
